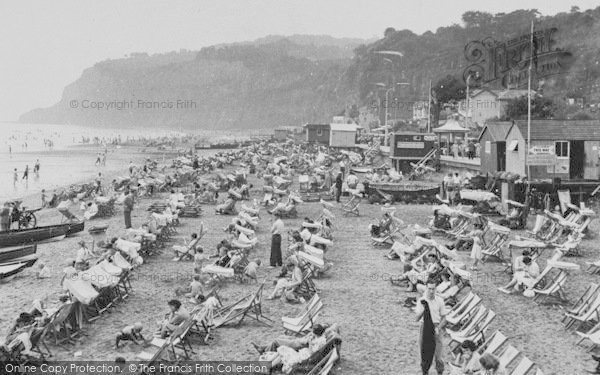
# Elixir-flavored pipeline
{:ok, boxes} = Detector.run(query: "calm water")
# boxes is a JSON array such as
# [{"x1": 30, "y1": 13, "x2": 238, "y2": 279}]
[{"x1": 0, "y1": 122, "x2": 184, "y2": 203}]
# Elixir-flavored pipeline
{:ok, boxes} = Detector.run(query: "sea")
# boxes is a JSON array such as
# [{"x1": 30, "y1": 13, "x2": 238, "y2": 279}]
[{"x1": 0, "y1": 122, "x2": 186, "y2": 203}]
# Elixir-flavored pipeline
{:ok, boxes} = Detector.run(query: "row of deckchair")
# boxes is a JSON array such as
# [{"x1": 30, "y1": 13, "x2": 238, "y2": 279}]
[
  {"x1": 446, "y1": 292, "x2": 545, "y2": 375},
  {"x1": 566, "y1": 283, "x2": 600, "y2": 350}
]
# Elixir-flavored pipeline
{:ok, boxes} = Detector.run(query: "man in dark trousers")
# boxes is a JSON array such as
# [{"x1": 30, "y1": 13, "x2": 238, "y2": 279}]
[
  {"x1": 335, "y1": 172, "x2": 343, "y2": 203},
  {"x1": 123, "y1": 189, "x2": 134, "y2": 229}
]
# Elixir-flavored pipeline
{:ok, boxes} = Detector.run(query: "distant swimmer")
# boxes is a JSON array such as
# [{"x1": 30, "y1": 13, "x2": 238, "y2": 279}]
[
  {"x1": 95, "y1": 153, "x2": 102, "y2": 166},
  {"x1": 22, "y1": 165, "x2": 29, "y2": 180},
  {"x1": 13, "y1": 168, "x2": 18, "y2": 185},
  {"x1": 33, "y1": 159, "x2": 40, "y2": 174}
]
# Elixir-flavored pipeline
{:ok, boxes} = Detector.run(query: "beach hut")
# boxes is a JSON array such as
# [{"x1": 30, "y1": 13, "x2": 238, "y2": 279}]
[
  {"x1": 273, "y1": 128, "x2": 290, "y2": 142},
  {"x1": 505, "y1": 119, "x2": 600, "y2": 180},
  {"x1": 390, "y1": 132, "x2": 437, "y2": 173},
  {"x1": 478, "y1": 122, "x2": 512, "y2": 174},
  {"x1": 303, "y1": 123, "x2": 331, "y2": 145},
  {"x1": 329, "y1": 123, "x2": 358, "y2": 148}
]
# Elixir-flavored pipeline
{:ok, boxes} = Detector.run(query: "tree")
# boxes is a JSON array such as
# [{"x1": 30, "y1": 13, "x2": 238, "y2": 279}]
[
  {"x1": 433, "y1": 75, "x2": 466, "y2": 104},
  {"x1": 570, "y1": 6, "x2": 580, "y2": 13},
  {"x1": 503, "y1": 96, "x2": 556, "y2": 119},
  {"x1": 384, "y1": 27, "x2": 396, "y2": 38}
]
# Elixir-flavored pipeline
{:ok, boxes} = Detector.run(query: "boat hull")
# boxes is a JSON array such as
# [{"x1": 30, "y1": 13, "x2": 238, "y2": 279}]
[
  {"x1": 0, "y1": 255, "x2": 38, "y2": 279},
  {"x1": 0, "y1": 222, "x2": 85, "y2": 248},
  {"x1": 366, "y1": 182, "x2": 440, "y2": 204},
  {"x1": 0, "y1": 244, "x2": 37, "y2": 263}
]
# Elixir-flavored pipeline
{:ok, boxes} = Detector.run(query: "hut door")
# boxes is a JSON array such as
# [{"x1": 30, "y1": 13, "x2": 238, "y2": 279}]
[
  {"x1": 584, "y1": 141, "x2": 600, "y2": 180},
  {"x1": 569, "y1": 140, "x2": 584, "y2": 180},
  {"x1": 497, "y1": 142, "x2": 506, "y2": 171}
]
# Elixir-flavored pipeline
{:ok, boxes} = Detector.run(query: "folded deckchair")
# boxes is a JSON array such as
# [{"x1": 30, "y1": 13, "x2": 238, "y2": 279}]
[
  {"x1": 564, "y1": 290, "x2": 600, "y2": 330},
  {"x1": 212, "y1": 282, "x2": 272, "y2": 328},
  {"x1": 282, "y1": 293, "x2": 323, "y2": 335}
]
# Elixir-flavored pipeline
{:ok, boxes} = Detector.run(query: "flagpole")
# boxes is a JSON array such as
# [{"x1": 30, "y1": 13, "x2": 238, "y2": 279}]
[{"x1": 527, "y1": 20, "x2": 533, "y2": 180}]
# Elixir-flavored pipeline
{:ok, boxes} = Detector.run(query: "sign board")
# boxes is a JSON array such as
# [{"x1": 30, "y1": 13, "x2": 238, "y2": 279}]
[
  {"x1": 463, "y1": 28, "x2": 572, "y2": 89},
  {"x1": 526, "y1": 153, "x2": 557, "y2": 166},
  {"x1": 423, "y1": 135, "x2": 436, "y2": 141},
  {"x1": 529, "y1": 145, "x2": 554, "y2": 155},
  {"x1": 397, "y1": 141, "x2": 424, "y2": 149}
]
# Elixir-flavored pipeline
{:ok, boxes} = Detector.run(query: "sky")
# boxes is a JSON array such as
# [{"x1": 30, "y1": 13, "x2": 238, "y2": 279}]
[{"x1": 0, "y1": 0, "x2": 598, "y2": 121}]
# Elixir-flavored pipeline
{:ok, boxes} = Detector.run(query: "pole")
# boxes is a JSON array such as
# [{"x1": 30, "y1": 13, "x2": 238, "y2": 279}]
[
  {"x1": 427, "y1": 79, "x2": 432, "y2": 133},
  {"x1": 527, "y1": 20, "x2": 533, "y2": 180},
  {"x1": 466, "y1": 75, "x2": 471, "y2": 124}
]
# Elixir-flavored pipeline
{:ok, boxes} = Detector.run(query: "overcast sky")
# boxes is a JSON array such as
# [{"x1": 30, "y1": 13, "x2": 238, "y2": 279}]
[{"x1": 0, "y1": 0, "x2": 597, "y2": 121}]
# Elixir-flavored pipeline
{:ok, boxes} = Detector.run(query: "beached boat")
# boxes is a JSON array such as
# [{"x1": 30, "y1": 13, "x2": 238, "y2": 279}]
[
  {"x1": 0, "y1": 221, "x2": 85, "y2": 248},
  {"x1": 0, "y1": 244, "x2": 37, "y2": 263},
  {"x1": 0, "y1": 255, "x2": 38, "y2": 279},
  {"x1": 350, "y1": 167, "x2": 372, "y2": 174},
  {"x1": 365, "y1": 181, "x2": 440, "y2": 204}
]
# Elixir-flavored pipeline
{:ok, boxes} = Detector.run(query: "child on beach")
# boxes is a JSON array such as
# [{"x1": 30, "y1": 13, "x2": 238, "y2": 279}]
[
  {"x1": 115, "y1": 322, "x2": 146, "y2": 348},
  {"x1": 194, "y1": 247, "x2": 209, "y2": 273},
  {"x1": 244, "y1": 259, "x2": 261, "y2": 282},
  {"x1": 41, "y1": 190, "x2": 47, "y2": 208},
  {"x1": 36, "y1": 262, "x2": 50, "y2": 279}
]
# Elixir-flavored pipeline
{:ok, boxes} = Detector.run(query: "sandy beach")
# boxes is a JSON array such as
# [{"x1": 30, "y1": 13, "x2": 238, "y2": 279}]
[{"x1": 0, "y1": 155, "x2": 597, "y2": 375}]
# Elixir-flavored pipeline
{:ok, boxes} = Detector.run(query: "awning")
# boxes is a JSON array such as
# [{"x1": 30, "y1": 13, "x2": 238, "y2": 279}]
[{"x1": 508, "y1": 140, "x2": 519, "y2": 151}]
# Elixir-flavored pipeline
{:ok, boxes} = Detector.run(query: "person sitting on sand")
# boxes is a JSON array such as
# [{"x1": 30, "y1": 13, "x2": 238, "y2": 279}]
[
  {"x1": 35, "y1": 262, "x2": 50, "y2": 279},
  {"x1": 173, "y1": 233, "x2": 200, "y2": 261},
  {"x1": 177, "y1": 274, "x2": 204, "y2": 300},
  {"x1": 157, "y1": 299, "x2": 190, "y2": 339},
  {"x1": 498, "y1": 256, "x2": 539, "y2": 294},
  {"x1": 267, "y1": 257, "x2": 304, "y2": 301},
  {"x1": 115, "y1": 322, "x2": 145, "y2": 348}
]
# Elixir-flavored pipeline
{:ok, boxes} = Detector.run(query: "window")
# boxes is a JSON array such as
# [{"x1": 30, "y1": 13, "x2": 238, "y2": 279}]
[
  {"x1": 508, "y1": 140, "x2": 519, "y2": 152},
  {"x1": 555, "y1": 141, "x2": 569, "y2": 158},
  {"x1": 317, "y1": 129, "x2": 323, "y2": 136}
]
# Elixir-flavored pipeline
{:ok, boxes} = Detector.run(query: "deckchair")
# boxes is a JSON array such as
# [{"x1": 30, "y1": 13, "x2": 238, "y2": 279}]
[
  {"x1": 307, "y1": 347, "x2": 339, "y2": 375},
  {"x1": 535, "y1": 369, "x2": 545, "y2": 375},
  {"x1": 45, "y1": 303, "x2": 79, "y2": 346},
  {"x1": 282, "y1": 293, "x2": 324, "y2": 335},
  {"x1": 477, "y1": 330, "x2": 507, "y2": 357},
  {"x1": 481, "y1": 223, "x2": 511, "y2": 262},
  {"x1": 510, "y1": 357, "x2": 534, "y2": 375},
  {"x1": 445, "y1": 293, "x2": 482, "y2": 328},
  {"x1": 341, "y1": 192, "x2": 361, "y2": 216},
  {"x1": 212, "y1": 282, "x2": 273, "y2": 328},
  {"x1": 564, "y1": 292, "x2": 600, "y2": 330},
  {"x1": 446, "y1": 305, "x2": 487, "y2": 334},
  {"x1": 563, "y1": 283, "x2": 600, "y2": 328},
  {"x1": 448, "y1": 309, "x2": 496, "y2": 350},
  {"x1": 289, "y1": 328, "x2": 342, "y2": 375},
  {"x1": 497, "y1": 345, "x2": 519, "y2": 370},
  {"x1": 533, "y1": 270, "x2": 568, "y2": 304},
  {"x1": 295, "y1": 268, "x2": 318, "y2": 299},
  {"x1": 575, "y1": 323, "x2": 600, "y2": 350}
]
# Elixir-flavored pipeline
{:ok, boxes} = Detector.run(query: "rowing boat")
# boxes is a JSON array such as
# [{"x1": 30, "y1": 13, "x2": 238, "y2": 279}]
[
  {"x1": 0, "y1": 244, "x2": 37, "y2": 263},
  {"x1": 365, "y1": 181, "x2": 440, "y2": 204},
  {"x1": 0, "y1": 255, "x2": 38, "y2": 279},
  {"x1": 0, "y1": 221, "x2": 85, "y2": 248}
]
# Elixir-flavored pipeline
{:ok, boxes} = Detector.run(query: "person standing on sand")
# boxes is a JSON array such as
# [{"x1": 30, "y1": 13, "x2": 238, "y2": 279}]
[
  {"x1": 335, "y1": 172, "x2": 343, "y2": 203},
  {"x1": 269, "y1": 215, "x2": 284, "y2": 268},
  {"x1": 123, "y1": 189, "x2": 134, "y2": 229},
  {"x1": 415, "y1": 278, "x2": 446, "y2": 375},
  {"x1": 22, "y1": 165, "x2": 29, "y2": 181}
]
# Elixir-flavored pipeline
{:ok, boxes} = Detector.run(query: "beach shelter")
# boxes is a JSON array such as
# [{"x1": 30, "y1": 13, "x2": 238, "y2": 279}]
[{"x1": 433, "y1": 118, "x2": 470, "y2": 149}]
